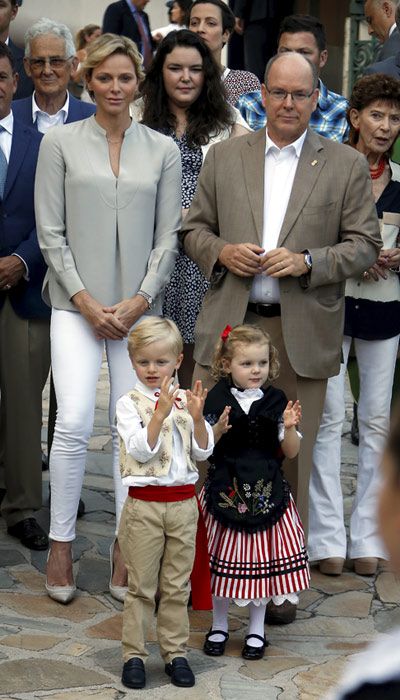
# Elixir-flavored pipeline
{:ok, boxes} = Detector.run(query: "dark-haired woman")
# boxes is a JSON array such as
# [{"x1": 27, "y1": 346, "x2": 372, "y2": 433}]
[
  {"x1": 152, "y1": 0, "x2": 192, "y2": 41},
  {"x1": 188, "y1": 0, "x2": 260, "y2": 106},
  {"x1": 309, "y1": 73, "x2": 400, "y2": 577},
  {"x1": 141, "y1": 29, "x2": 249, "y2": 387}
]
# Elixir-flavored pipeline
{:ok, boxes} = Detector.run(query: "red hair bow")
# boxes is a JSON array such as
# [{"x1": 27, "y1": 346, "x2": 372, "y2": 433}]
[{"x1": 221, "y1": 324, "x2": 232, "y2": 342}]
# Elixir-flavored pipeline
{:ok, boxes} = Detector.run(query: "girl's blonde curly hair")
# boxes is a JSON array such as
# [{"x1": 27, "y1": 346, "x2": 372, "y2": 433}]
[{"x1": 211, "y1": 324, "x2": 280, "y2": 382}]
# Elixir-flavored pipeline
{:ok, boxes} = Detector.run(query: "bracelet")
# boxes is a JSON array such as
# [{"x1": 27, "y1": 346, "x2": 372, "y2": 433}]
[{"x1": 137, "y1": 290, "x2": 153, "y2": 309}]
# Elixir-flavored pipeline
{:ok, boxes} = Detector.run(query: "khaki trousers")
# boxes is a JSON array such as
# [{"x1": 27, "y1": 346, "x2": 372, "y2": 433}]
[
  {"x1": 118, "y1": 495, "x2": 198, "y2": 663},
  {"x1": 193, "y1": 312, "x2": 327, "y2": 536},
  {"x1": 0, "y1": 297, "x2": 50, "y2": 526}
]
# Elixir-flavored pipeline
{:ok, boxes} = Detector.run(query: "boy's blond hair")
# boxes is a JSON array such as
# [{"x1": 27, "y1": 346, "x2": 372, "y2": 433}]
[{"x1": 127, "y1": 316, "x2": 183, "y2": 359}]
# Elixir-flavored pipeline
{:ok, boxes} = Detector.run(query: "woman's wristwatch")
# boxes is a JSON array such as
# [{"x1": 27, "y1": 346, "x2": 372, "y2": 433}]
[{"x1": 137, "y1": 290, "x2": 153, "y2": 309}]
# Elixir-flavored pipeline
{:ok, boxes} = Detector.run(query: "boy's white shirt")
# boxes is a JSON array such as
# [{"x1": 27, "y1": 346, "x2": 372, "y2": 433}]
[{"x1": 116, "y1": 379, "x2": 214, "y2": 487}]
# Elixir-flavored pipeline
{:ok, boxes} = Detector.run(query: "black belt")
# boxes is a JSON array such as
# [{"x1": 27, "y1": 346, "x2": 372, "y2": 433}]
[{"x1": 248, "y1": 303, "x2": 281, "y2": 318}]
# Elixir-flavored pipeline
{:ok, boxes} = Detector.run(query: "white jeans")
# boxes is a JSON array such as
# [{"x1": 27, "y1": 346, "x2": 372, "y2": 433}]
[
  {"x1": 49, "y1": 309, "x2": 137, "y2": 541},
  {"x1": 309, "y1": 333, "x2": 399, "y2": 561}
]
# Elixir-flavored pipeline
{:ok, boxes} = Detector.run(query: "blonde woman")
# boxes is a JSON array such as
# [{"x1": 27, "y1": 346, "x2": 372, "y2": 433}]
[{"x1": 35, "y1": 33, "x2": 181, "y2": 603}]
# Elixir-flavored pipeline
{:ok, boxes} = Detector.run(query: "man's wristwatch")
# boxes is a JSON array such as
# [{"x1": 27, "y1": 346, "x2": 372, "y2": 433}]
[
  {"x1": 303, "y1": 251, "x2": 313, "y2": 273},
  {"x1": 137, "y1": 290, "x2": 153, "y2": 309}
]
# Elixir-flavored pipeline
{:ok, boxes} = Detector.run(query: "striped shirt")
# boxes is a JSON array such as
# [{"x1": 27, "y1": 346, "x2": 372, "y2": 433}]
[{"x1": 237, "y1": 79, "x2": 349, "y2": 143}]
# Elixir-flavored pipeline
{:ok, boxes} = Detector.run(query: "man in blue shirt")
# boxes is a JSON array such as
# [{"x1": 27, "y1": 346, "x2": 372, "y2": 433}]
[{"x1": 238, "y1": 14, "x2": 349, "y2": 143}]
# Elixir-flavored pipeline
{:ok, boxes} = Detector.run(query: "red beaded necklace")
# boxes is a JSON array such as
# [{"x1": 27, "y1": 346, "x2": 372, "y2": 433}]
[{"x1": 369, "y1": 156, "x2": 386, "y2": 180}]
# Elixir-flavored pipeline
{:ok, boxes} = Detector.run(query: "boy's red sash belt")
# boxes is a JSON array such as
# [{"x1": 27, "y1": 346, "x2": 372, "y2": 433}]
[{"x1": 128, "y1": 485, "x2": 212, "y2": 610}]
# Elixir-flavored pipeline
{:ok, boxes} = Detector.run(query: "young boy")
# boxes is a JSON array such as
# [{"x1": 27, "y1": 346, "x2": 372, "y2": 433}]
[{"x1": 116, "y1": 316, "x2": 214, "y2": 690}]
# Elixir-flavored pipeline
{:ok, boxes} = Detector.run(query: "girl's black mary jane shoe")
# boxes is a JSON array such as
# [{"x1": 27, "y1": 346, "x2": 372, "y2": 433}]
[
  {"x1": 203, "y1": 629, "x2": 229, "y2": 656},
  {"x1": 241, "y1": 633, "x2": 269, "y2": 660}
]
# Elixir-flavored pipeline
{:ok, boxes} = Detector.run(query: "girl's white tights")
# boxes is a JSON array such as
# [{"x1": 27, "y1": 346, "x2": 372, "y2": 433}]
[
  {"x1": 209, "y1": 596, "x2": 230, "y2": 642},
  {"x1": 247, "y1": 601, "x2": 267, "y2": 647},
  {"x1": 209, "y1": 596, "x2": 266, "y2": 647}
]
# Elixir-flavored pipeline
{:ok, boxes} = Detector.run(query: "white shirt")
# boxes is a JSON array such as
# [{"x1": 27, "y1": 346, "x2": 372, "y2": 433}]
[
  {"x1": 116, "y1": 380, "x2": 214, "y2": 487},
  {"x1": 0, "y1": 111, "x2": 28, "y2": 277},
  {"x1": 250, "y1": 129, "x2": 307, "y2": 305},
  {"x1": 389, "y1": 23, "x2": 397, "y2": 37},
  {"x1": 151, "y1": 23, "x2": 182, "y2": 39},
  {"x1": 32, "y1": 91, "x2": 69, "y2": 134},
  {"x1": 0, "y1": 110, "x2": 13, "y2": 161}
]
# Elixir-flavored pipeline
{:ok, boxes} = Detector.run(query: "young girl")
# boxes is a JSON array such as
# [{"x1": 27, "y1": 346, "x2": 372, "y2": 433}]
[
  {"x1": 116, "y1": 317, "x2": 214, "y2": 690},
  {"x1": 201, "y1": 324, "x2": 310, "y2": 660}
]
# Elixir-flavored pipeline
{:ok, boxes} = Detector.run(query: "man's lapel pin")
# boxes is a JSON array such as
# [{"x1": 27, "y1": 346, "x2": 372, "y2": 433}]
[{"x1": 311, "y1": 159, "x2": 318, "y2": 166}]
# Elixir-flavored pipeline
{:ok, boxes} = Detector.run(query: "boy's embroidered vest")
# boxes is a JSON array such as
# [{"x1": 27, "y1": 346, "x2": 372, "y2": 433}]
[{"x1": 119, "y1": 389, "x2": 198, "y2": 478}]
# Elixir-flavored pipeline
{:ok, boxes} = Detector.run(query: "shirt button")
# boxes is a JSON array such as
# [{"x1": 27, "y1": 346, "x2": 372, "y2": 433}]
[{"x1": 355, "y1": 305, "x2": 359, "y2": 310}]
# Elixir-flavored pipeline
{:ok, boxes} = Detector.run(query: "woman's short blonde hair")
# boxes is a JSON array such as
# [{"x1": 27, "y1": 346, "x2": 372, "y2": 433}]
[
  {"x1": 83, "y1": 33, "x2": 144, "y2": 96},
  {"x1": 211, "y1": 324, "x2": 280, "y2": 381},
  {"x1": 128, "y1": 317, "x2": 183, "y2": 359}
]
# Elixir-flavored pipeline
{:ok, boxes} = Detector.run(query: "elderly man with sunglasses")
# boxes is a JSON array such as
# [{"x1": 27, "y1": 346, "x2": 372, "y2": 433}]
[{"x1": 12, "y1": 18, "x2": 95, "y2": 132}]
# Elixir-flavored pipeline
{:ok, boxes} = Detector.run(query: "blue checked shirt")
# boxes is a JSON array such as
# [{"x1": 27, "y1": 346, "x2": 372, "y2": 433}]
[{"x1": 237, "y1": 79, "x2": 349, "y2": 143}]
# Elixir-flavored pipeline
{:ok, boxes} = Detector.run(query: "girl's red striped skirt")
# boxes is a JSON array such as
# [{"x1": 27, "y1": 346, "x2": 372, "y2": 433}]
[{"x1": 199, "y1": 488, "x2": 310, "y2": 600}]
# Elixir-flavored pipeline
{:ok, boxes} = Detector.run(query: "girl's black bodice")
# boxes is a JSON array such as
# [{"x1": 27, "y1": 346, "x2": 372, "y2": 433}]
[{"x1": 204, "y1": 378, "x2": 290, "y2": 533}]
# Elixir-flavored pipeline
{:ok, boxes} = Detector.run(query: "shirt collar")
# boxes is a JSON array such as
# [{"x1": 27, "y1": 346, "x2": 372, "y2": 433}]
[
  {"x1": 389, "y1": 23, "x2": 397, "y2": 37},
  {"x1": 125, "y1": 0, "x2": 139, "y2": 12},
  {"x1": 317, "y1": 79, "x2": 330, "y2": 110},
  {"x1": 0, "y1": 110, "x2": 13, "y2": 136},
  {"x1": 32, "y1": 91, "x2": 70, "y2": 121},
  {"x1": 265, "y1": 128, "x2": 307, "y2": 156},
  {"x1": 231, "y1": 387, "x2": 263, "y2": 399},
  {"x1": 135, "y1": 379, "x2": 160, "y2": 402}
]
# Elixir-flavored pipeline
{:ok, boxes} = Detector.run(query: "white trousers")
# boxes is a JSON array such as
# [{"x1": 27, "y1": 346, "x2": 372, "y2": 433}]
[
  {"x1": 308, "y1": 333, "x2": 399, "y2": 561},
  {"x1": 49, "y1": 309, "x2": 137, "y2": 541}
]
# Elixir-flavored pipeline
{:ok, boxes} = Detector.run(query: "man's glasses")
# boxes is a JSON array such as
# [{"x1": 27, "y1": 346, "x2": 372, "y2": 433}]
[
  {"x1": 265, "y1": 87, "x2": 315, "y2": 103},
  {"x1": 27, "y1": 56, "x2": 73, "y2": 71}
]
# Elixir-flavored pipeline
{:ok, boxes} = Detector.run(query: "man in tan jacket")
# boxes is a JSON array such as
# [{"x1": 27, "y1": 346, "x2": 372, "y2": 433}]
[{"x1": 181, "y1": 52, "x2": 381, "y2": 623}]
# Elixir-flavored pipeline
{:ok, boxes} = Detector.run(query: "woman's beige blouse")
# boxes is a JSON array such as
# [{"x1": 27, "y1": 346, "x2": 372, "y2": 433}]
[{"x1": 35, "y1": 115, "x2": 182, "y2": 313}]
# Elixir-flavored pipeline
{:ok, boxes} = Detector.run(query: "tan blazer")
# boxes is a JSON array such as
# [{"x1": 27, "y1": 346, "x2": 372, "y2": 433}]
[
  {"x1": 35, "y1": 116, "x2": 182, "y2": 313},
  {"x1": 182, "y1": 128, "x2": 382, "y2": 379}
]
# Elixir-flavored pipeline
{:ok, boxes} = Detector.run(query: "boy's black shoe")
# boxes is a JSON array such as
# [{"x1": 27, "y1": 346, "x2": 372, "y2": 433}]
[
  {"x1": 165, "y1": 657, "x2": 195, "y2": 687},
  {"x1": 121, "y1": 657, "x2": 146, "y2": 689}
]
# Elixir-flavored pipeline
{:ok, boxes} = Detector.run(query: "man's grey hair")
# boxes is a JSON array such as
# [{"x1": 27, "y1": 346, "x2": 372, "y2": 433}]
[
  {"x1": 263, "y1": 53, "x2": 319, "y2": 91},
  {"x1": 24, "y1": 17, "x2": 76, "y2": 58}
]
